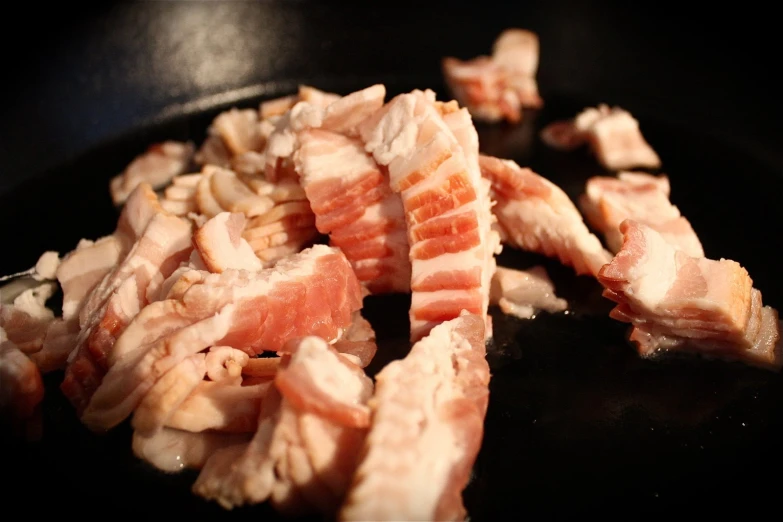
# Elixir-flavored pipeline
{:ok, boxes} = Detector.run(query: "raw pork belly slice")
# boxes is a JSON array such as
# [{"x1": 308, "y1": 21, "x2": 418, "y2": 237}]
[
  {"x1": 479, "y1": 154, "x2": 611, "y2": 276},
  {"x1": 580, "y1": 172, "x2": 704, "y2": 257},
  {"x1": 110, "y1": 141, "x2": 195, "y2": 205},
  {"x1": 193, "y1": 336, "x2": 372, "y2": 514},
  {"x1": 264, "y1": 84, "x2": 386, "y2": 184},
  {"x1": 340, "y1": 313, "x2": 489, "y2": 522},
  {"x1": 540, "y1": 104, "x2": 661, "y2": 170},
  {"x1": 442, "y1": 28, "x2": 542, "y2": 123},
  {"x1": 0, "y1": 280, "x2": 57, "y2": 354},
  {"x1": 0, "y1": 326, "x2": 44, "y2": 420},
  {"x1": 193, "y1": 212, "x2": 263, "y2": 273},
  {"x1": 80, "y1": 245, "x2": 363, "y2": 431},
  {"x1": 597, "y1": 220, "x2": 782, "y2": 370},
  {"x1": 295, "y1": 129, "x2": 410, "y2": 294},
  {"x1": 61, "y1": 196, "x2": 194, "y2": 416},
  {"x1": 490, "y1": 266, "x2": 567, "y2": 319},
  {"x1": 361, "y1": 90, "x2": 499, "y2": 341}
]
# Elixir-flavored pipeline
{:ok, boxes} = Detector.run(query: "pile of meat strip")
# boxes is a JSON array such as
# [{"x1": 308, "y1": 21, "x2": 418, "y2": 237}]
[{"x1": 2, "y1": 28, "x2": 781, "y2": 522}]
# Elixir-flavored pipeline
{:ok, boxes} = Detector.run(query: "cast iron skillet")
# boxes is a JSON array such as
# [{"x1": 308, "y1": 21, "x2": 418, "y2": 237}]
[{"x1": 2, "y1": 2, "x2": 782, "y2": 520}]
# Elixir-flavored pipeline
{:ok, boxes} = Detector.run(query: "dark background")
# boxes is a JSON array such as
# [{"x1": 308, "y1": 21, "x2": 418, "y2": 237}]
[{"x1": 1, "y1": 1, "x2": 780, "y2": 194}]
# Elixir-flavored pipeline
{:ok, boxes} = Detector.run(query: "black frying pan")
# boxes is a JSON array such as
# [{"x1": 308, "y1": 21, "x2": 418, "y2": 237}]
[{"x1": 3, "y1": 2, "x2": 782, "y2": 519}]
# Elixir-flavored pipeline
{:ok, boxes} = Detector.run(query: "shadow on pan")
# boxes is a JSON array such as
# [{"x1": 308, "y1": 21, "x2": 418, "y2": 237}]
[{"x1": 2, "y1": 77, "x2": 783, "y2": 519}]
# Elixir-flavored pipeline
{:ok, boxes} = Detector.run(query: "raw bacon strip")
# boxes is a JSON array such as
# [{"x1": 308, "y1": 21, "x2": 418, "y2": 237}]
[
  {"x1": 57, "y1": 236, "x2": 124, "y2": 321},
  {"x1": 132, "y1": 353, "x2": 207, "y2": 435},
  {"x1": 361, "y1": 90, "x2": 499, "y2": 341},
  {"x1": 61, "y1": 207, "x2": 194, "y2": 416},
  {"x1": 110, "y1": 141, "x2": 195, "y2": 205},
  {"x1": 242, "y1": 197, "x2": 318, "y2": 267},
  {"x1": 479, "y1": 154, "x2": 612, "y2": 276},
  {"x1": 331, "y1": 312, "x2": 377, "y2": 368},
  {"x1": 212, "y1": 108, "x2": 265, "y2": 156},
  {"x1": 580, "y1": 172, "x2": 704, "y2": 257},
  {"x1": 80, "y1": 245, "x2": 363, "y2": 431},
  {"x1": 442, "y1": 28, "x2": 542, "y2": 124},
  {"x1": 0, "y1": 326, "x2": 44, "y2": 420},
  {"x1": 205, "y1": 346, "x2": 250, "y2": 385},
  {"x1": 295, "y1": 129, "x2": 410, "y2": 294},
  {"x1": 490, "y1": 266, "x2": 568, "y2": 319},
  {"x1": 195, "y1": 133, "x2": 232, "y2": 169},
  {"x1": 541, "y1": 105, "x2": 661, "y2": 170},
  {"x1": 193, "y1": 336, "x2": 372, "y2": 514},
  {"x1": 160, "y1": 173, "x2": 201, "y2": 217},
  {"x1": 29, "y1": 319, "x2": 80, "y2": 373},
  {"x1": 264, "y1": 85, "x2": 386, "y2": 183},
  {"x1": 597, "y1": 220, "x2": 782, "y2": 370},
  {"x1": 164, "y1": 380, "x2": 269, "y2": 434},
  {"x1": 133, "y1": 427, "x2": 251, "y2": 473},
  {"x1": 0, "y1": 281, "x2": 57, "y2": 354},
  {"x1": 259, "y1": 86, "x2": 340, "y2": 120},
  {"x1": 340, "y1": 313, "x2": 489, "y2": 522},
  {"x1": 194, "y1": 212, "x2": 263, "y2": 273}
]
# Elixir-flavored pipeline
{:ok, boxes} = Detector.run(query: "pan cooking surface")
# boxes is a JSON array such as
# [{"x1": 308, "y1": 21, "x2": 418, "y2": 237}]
[{"x1": 2, "y1": 80, "x2": 782, "y2": 519}]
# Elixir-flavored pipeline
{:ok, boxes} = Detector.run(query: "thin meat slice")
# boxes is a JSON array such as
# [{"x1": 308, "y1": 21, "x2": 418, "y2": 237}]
[
  {"x1": 361, "y1": 90, "x2": 500, "y2": 341},
  {"x1": 340, "y1": 313, "x2": 489, "y2": 522},
  {"x1": 163, "y1": 381, "x2": 269, "y2": 434},
  {"x1": 194, "y1": 212, "x2": 263, "y2": 273},
  {"x1": 331, "y1": 312, "x2": 377, "y2": 368},
  {"x1": 0, "y1": 326, "x2": 44, "y2": 420},
  {"x1": 61, "y1": 209, "x2": 194, "y2": 416},
  {"x1": 80, "y1": 245, "x2": 363, "y2": 431},
  {"x1": 0, "y1": 281, "x2": 57, "y2": 354},
  {"x1": 193, "y1": 336, "x2": 372, "y2": 514},
  {"x1": 580, "y1": 172, "x2": 704, "y2": 257},
  {"x1": 479, "y1": 154, "x2": 612, "y2": 276},
  {"x1": 30, "y1": 318, "x2": 80, "y2": 373},
  {"x1": 541, "y1": 105, "x2": 661, "y2": 170},
  {"x1": 490, "y1": 266, "x2": 568, "y2": 319},
  {"x1": 264, "y1": 85, "x2": 386, "y2": 183},
  {"x1": 57, "y1": 236, "x2": 124, "y2": 321},
  {"x1": 160, "y1": 173, "x2": 202, "y2": 217},
  {"x1": 132, "y1": 427, "x2": 251, "y2": 473},
  {"x1": 296, "y1": 129, "x2": 410, "y2": 294},
  {"x1": 597, "y1": 220, "x2": 782, "y2": 370},
  {"x1": 212, "y1": 108, "x2": 265, "y2": 156},
  {"x1": 442, "y1": 29, "x2": 542, "y2": 124},
  {"x1": 110, "y1": 141, "x2": 195, "y2": 205}
]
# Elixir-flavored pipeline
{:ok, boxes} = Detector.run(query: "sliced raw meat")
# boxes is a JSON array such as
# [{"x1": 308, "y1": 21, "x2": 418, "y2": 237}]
[
  {"x1": 541, "y1": 105, "x2": 661, "y2": 170},
  {"x1": 340, "y1": 313, "x2": 489, "y2": 522},
  {"x1": 194, "y1": 212, "x2": 263, "y2": 273},
  {"x1": 132, "y1": 427, "x2": 251, "y2": 473},
  {"x1": 264, "y1": 85, "x2": 386, "y2": 183},
  {"x1": 164, "y1": 380, "x2": 269, "y2": 434},
  {"x1": 361, "y1": 90, "x2": 500, "y2": 341},
  {"x1": 0, "y1": 326, "x2": 44, "y2": 420},
  {"x1": 193, "y1": 336, "x2": 372, "y2": 514},
  {"x1": 295, "y1": 129, "x2": 410, "y2": 294},
  {"x1": 0, "y1": 281, "x2": 57, "y2": 354},
  {"x1": 490, "y1": 266, "x2": 568, "y2": 319},
  {"x1": 110, "y1": 141, "x2": 195, "y2": 205},
  {"x1": 212, "y1": 108, "x2": 265, "y2": 156},
  {"x1": 80, "y1": 244, "x2": 363, "y2": 431},
  {"x1": 331, "y1": 312, "x2": 377, "y2": 368},
  {"x1": 580, "y1": 172, "x2": 704, "y2": 257},
  {"x1": 479, "y1": 154, "x2": 611, "y2": 276},
  {"x1": 160, "y1": 173, "x2": 201, "y2": 217},
  {"x1": 61, "y1": 208, "x2": 194, "y2": 416},
  {"x1": 597, "y1": 220, "x2": 782, "y2": 370},
  {"x1": 442, "y1": 29, "x2": 542, "y2": 123},
  {"x1": 57, "y1": 236, "x2": 124, "y2": 321}
]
